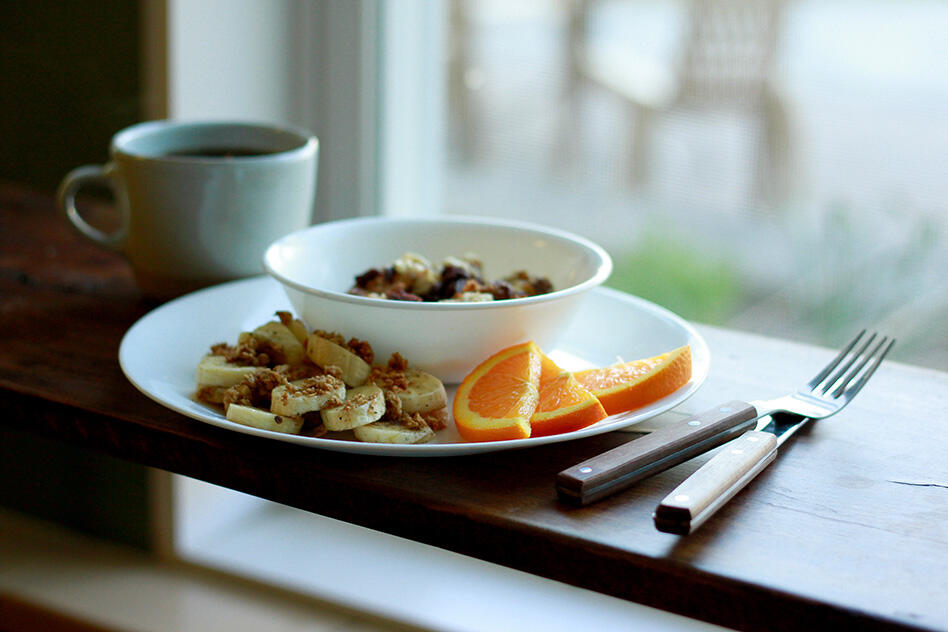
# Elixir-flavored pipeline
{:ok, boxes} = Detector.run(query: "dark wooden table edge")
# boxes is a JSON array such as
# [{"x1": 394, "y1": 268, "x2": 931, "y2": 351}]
[{"x1": 0, "y1": 386, "x2": 931, "y2": 632}]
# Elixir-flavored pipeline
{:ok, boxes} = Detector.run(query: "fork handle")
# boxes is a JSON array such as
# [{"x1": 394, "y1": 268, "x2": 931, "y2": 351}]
[
  {"x1": 653, "y1": 430, "x2": 778, "y2": 535},
  {"x1": 556, "y1": 401, "x2": 758, "y2": 505}
]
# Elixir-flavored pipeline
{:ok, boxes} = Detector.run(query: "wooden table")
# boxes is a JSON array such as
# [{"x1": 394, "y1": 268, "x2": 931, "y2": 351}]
[{"x1": 2, "y1": 184, "x2": 946, "y2": 632}]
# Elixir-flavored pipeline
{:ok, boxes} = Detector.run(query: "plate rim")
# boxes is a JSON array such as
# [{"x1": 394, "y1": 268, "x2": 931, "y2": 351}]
[{"x1": 119, "y1": 276, "x2": 709, "y2": 457}]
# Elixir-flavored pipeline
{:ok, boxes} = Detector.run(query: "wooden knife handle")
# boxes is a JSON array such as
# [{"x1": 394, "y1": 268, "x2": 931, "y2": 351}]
[
  {"x1": 556, "y1": 401, "x2": 758, "y2": 506},
  {"x1": 653, "y1": 430, "x2": 778, "y2": 535}
]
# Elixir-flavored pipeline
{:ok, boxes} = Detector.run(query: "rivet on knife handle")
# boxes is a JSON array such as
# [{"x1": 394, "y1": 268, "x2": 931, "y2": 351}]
[{"x1": 555, "y1": 401, "x2": 758, "y2": 506}]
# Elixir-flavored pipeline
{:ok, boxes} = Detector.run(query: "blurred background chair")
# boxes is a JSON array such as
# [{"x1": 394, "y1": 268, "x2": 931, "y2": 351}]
[{"x1": 567, "y1": 0, "x2": 792, "y2": 202}]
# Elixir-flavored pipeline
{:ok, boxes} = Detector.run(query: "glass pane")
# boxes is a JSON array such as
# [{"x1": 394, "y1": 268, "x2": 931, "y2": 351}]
[{"x1": 443, "y1": 0, "x2": 947, "y2": 371}]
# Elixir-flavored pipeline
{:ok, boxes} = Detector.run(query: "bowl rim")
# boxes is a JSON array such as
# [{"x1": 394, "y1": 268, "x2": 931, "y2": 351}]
[{"x1": 262, "y1": 214, "x2": 613, "y2": 311}]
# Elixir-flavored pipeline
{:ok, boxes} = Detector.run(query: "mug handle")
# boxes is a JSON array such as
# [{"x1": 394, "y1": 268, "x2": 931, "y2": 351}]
[{"x1": 57, "y1": 164, "x2": 128, "y2": 251}]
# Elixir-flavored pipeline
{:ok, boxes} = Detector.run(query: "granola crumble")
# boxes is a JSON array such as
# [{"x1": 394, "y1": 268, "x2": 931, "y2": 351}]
[
  {"x1": 273, "y1": 362, "x2": 326, "y2": 382},
  {"x1": 367, "y1": 353, "x2": 410, "y2": 392},
  {"x1": 348, "y1": 252, "x2": 553, "y2": 303},
  {"x1": 285, "y1": 374, "x2": 345, "y2": 398},
  {"x1": 222, "y1": 369, "x2": 288, "y2": 411},
  {"x1": 380, "y1": 390, "x2": 428, "y2": 430},
  {"x1": 420, "y1": 407, "x2": 449, "y2": 431},
  {"x1": 343, "y1": 390, "x2": 376, "y2": 410},
  {"x1": 211, "y1": 332, "x2": 289, "y2": 366}
]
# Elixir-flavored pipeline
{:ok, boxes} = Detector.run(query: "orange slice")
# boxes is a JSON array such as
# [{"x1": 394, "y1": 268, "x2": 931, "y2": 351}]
[
  {"x1": 573, "y1": 345, "x2": 692, "y2": 415},
  {"x1": 530, "y1": 353, "x2": 608, "y2": 437},
  {"x1": 453, "y1": 341, "x2": 542, "y2": 442}
]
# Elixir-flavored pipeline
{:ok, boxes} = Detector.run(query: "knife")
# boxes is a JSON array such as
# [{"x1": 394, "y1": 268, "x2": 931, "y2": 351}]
[
  {"x1": 652, "y1": 413, "x2": 810, "y2": 535},
  {"x1": 556, "y1": 401, "x2": 760, "y2": 505}
]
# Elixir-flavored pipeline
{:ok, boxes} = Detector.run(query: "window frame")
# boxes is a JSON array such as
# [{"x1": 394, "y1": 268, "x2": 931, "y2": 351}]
[{"x1": 142, "y1": 0, "x2": 445, "y2": 222}]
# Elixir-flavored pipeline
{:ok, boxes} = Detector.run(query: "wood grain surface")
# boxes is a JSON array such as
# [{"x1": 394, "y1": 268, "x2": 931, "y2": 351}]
[{"x1": 2, "y1": 184, "x2": 946, "y2": 632}]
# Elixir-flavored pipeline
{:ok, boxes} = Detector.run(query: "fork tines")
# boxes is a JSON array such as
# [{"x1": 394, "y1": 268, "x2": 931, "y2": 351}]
[{"x1": 809, "y1": 330, "x2": 895, "y2": 401}]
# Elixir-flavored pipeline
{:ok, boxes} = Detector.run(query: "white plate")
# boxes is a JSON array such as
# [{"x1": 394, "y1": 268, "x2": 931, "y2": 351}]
[{"x1": 119, "y1": 276, "x2": 709, "y2": 456}]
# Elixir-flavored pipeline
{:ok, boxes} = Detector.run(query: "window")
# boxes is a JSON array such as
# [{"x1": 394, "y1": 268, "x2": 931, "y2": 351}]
[{"x1": 440, "y1": 0, "x2": 948, "y2": 372}]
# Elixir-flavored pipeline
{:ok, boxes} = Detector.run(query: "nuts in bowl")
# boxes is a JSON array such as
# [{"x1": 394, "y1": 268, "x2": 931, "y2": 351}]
[
  {"x1": 348, "y1": 251, "x2": 554, "y2": 302},
  {"x1": 262, "y1": 216, "x2": 612, "y2": 383}
]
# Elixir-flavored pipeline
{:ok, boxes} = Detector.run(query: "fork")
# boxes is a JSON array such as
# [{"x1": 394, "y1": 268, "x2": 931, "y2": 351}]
[
  {"x1": 556, "y1": 330, "x2": 895, "y2": 506},
  {"x1": 653, "y1": 331, "x2": 894, "y2": 534}
]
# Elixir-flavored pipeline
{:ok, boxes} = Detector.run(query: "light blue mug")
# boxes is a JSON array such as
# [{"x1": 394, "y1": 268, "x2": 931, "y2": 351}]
[{"x1": 58, "y1": 120, "x2": 318, "y2": 298}]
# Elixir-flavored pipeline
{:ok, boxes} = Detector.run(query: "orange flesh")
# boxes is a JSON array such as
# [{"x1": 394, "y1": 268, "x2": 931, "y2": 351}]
[
  {"x1": 529, "y1": 353, "x2": 607, "y2": 437},
  {"x1": 573, "y1": 345, "x2": 692, "y2": 415},
  {"x1": 452, "y1": 341, "x2": 541, "y2": 442}
]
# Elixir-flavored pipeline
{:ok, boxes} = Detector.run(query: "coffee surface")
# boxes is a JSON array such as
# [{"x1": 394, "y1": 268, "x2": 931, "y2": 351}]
[{"x1": 166, "y1": 147, "x2": 279, "y2": 158}]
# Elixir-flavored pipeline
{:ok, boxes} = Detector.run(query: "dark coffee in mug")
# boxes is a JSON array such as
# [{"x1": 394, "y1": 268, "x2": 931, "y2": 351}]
[{"x1": 165, "y1": 147, "x2": 281, "y2": 158}]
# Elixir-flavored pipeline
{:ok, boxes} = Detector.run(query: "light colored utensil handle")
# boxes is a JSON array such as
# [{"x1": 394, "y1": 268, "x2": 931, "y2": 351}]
[
  {"x1": 653, "y1": 430, "x2": 777, "y2": 535},
  {"x1": 556, "y1": 401, "x2": 758, "y2": 505}
]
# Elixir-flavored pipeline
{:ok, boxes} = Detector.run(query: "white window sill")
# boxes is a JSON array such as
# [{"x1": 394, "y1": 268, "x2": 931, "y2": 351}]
[
  {"x1": 171, "y1": 478, "x2": 726, "y2": 632},
  {"x1": 2, "y1": 500, "x2": 726, "y2": 632},
  {"x1": 0, "y1": 508, "x2": 401, "y2": 632}
]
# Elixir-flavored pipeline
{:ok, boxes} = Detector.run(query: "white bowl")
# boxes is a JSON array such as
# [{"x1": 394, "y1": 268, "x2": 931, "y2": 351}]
[{"x1": 262, "y1": 216, "x2": 612, "y2": 383}]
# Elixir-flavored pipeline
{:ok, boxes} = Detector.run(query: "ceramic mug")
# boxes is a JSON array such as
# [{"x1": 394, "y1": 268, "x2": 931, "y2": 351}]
[{"x1": 57, "y1": 120, "x2": 318, "y2": 298}]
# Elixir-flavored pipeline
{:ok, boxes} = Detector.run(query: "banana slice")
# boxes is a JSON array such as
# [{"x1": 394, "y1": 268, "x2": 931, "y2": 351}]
[
  {"x1": 306, "y1": 333, "x2": 371, "y2": 387},
  {"x1": 276, "y1": 311, "x2": 310, "y2": 344},
  {"x1": 286, "y1": 319, "x2": 309, "y2": 345},
  {"x1": 196, "y1": 354, "x2": 262, "y2": 387},
  {"x1": 270, "y1": 375, "x2": 346, "y2": 417},
  {"x1": 226, "y1": 403, "x2": 303, "y2": 435},
  {"x1": 320, "y1": 385, "x2": 386, "y2": 431},
  {"x1": 353, "y1": 420, "x2": 435, "y2": 444},
  {"x1": 395, "y1": 368, "x2": 448, "y2": 414},
  {"x1": 252, "y1": 321, "x2": 305, "y2": 365},
  {"x1": 368, "y1": 366, "x2": 447, "y2": 414}
]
